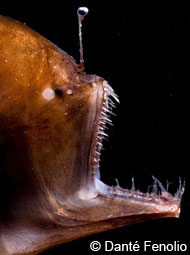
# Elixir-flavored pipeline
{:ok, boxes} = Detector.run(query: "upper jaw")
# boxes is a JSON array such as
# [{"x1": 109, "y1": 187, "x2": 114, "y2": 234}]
[
  {"x1": 88, "y1": 77, "x2": 120, "y2": 184},
  {"x1": 73, "y1": 76, "x2": 119, "y2": 200}
]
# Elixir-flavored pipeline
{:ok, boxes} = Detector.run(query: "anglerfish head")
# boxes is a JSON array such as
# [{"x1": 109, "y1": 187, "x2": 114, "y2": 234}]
[{"x1": 0, "y1": 13, "x2": 183, "y2": 255}]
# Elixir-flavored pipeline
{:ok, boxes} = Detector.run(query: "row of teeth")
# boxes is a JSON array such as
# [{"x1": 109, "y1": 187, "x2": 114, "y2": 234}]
[
  {"x1": 94, "y1": 81, "x2": 119, "y2": 179},
  {"x1": 95, "y1": 176, "x2": 185, "y2": 203}
]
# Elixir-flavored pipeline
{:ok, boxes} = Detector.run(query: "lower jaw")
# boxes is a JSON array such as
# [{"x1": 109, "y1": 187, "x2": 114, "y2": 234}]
[{"x1": 95, "y1": 177, "x2": 181, "y2": 214}]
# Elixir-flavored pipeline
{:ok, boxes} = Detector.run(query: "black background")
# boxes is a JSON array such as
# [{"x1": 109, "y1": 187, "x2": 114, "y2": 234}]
[{"x1": 1, "y1": 0, "x2": 189, "y2": 254}]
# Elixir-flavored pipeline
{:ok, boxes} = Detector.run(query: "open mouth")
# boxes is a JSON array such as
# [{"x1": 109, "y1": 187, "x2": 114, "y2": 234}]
[{"x1": 89, "y1": 80, "x2": 184, "y2": 214}]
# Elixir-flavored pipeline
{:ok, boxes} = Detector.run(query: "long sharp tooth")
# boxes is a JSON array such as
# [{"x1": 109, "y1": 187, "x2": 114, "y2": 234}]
[
  {"x1": 97, "y1": 142, "x2": 103, "y2": 148},
  {"x1": 108, "y1": 101, "x2": 116, "y2": 108},
  {"x1": 99, "y1": 120, "x2": 107, "y2": 126},
  {"x1": 101, "y1": 111, "x2": 107, "y2": 116},
  {"x1": 98, "y1": 131, "x2": 108, "y2": 137},
  {"x1": 110, "y1": 93, "x2": 120, "y2": 103},
  {"x1": 101, "y1": 116, "x2": 112, "y2": 123},
  {"x1": 105, "y1": 108, "x2": 116, "y2": 116}
]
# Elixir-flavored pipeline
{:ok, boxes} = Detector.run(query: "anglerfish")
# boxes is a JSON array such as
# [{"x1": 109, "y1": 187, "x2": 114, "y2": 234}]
[{"x1": 0, "y1": 7, "x2": 184, "y2": 255}]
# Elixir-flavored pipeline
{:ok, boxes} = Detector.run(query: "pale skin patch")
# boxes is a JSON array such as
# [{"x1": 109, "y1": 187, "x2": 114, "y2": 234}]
[
  {"x1": 52, "y1": 64, "x2": 69, "y2": 83},
  {"x1": 77, "y1": 188, "x2": 98, "y2": 200},
  {"x1": 42, "y1": 88, "x2": 55, "y2": 101}
]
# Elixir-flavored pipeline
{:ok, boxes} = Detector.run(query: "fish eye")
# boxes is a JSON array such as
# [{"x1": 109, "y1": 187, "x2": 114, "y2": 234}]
[{"x1": 54, "y1": 88, "x2": 63, "y2": 97}]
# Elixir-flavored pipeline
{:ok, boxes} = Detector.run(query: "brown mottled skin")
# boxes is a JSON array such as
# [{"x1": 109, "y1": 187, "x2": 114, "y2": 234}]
[{"x1": 0, "y1": 16, "x2": 180, "y2": 255}]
